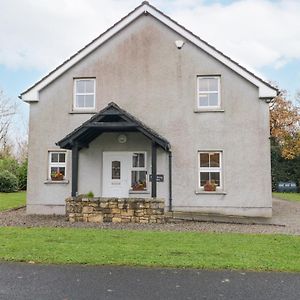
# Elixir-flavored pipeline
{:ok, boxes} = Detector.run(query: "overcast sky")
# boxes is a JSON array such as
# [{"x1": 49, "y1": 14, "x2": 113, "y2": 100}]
[{"x1": 0, "y1": 0, "x2": 299, "y2": 137}]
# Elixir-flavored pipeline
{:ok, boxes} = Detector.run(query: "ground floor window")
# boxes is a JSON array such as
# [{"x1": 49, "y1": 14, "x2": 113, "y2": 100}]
[
  {"x1": 49, "y1": 151, "x2": 66, "y2": 181},
  {"x1": 198, "y1": 151, "x2": 222, "y2": 191},
  {"x1": 131, "y1": 152, "x2": 147, "y2": 191}
]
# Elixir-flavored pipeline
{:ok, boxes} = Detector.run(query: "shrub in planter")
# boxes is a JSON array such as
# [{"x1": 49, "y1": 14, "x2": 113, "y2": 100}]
[{"x1": 0, "y1": 170, "x2": 18, "y2": 192}]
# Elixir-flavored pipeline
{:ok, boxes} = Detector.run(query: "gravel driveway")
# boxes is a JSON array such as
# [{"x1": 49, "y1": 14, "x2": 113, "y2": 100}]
[{"x1": 0, "y1": 198, "x2": 299, "y2": 235}]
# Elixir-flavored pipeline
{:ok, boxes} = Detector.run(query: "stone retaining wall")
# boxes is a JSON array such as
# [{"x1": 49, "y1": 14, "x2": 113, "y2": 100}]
[{"x1": 66, "y1": 196, "x2": 165, "y2": 223}]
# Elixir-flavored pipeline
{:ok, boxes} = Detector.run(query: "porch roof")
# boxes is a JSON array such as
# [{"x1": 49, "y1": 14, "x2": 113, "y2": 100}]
[{"x1": 56, "y1": 102, "x2": 171, "y2": 151}]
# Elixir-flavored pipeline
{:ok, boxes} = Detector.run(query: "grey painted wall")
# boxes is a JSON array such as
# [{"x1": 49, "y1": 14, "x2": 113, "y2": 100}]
[{"x1": 26, "y1": 14, "x2": 272, "y2": 217}]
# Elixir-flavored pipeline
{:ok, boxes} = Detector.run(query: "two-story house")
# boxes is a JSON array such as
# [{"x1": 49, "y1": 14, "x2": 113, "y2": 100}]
[{"x1": 20, "y1": 1, "x2": 277, "y2": 217}]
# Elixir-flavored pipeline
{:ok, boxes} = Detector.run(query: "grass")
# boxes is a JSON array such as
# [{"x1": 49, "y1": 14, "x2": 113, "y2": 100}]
[
  {"x1": 0, "y1": 227, "x2": 299, "y2": 272},
  {"x1": 273, "y1": 192, "x2": 300, "y2": 203},
  {"x1": 0, "y1": 191, "x2": 26, "y2": 211}
]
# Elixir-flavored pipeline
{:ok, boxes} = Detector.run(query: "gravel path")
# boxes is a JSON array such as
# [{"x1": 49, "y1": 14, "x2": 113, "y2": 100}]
[{"x1": 0, "y1": 198, "x2": 299, "y2": 235}]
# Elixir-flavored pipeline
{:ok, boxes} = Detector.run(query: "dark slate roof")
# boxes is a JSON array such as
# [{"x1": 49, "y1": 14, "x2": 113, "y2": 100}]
[{"x1": 56, "y1": 102, "x2": 171, "y2": 151}]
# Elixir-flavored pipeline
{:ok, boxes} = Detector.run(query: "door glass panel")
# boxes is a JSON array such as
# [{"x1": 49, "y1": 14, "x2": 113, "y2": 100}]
[
  {"x1": 131, "y1": 171, "x2": 147, "y2": 190},
  {"x1": 112, "y1": 161, "x2": 121, "y2": 179}
]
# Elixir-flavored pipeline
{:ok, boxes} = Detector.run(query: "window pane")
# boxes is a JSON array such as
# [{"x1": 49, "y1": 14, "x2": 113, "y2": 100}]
[
  {"x1": 85, "y1": 80, "x2": 94, "y2": 93},
  {"x1": 58, "y1": 167, "x2": 65, "y2": 176},
  {"x1": 200, "y1": 172, "x2": 209, "y2": 186},
  {"x1": 84, "y1": 95, "x2": 94, "y2": 108},
  {"x1": 51, "y1": 167, "x2": 58, "y2": 175},
  {"x1": 198, "y1": 78, "x2": 209, "y2": 91},
  {"x1": 76, "y1": 95, "x2": 85, "y2": 107},
  {"x1": 59, "y1": 153, "x2": 66, "y2": 163},
  {"x1": 132, "y1": 153, "x2": 145, "y2": 168},
  {"x1": 131, "y1": 171, "x2": 147, "y2": 189},
  {"x1": 210, "y1": 172, "x2": 220, "y2": 186},
  {"x1": 76, "y1": 80, "x2": 85, "y2": 93},
  {"x1": 209, "y1": 78, "x2": 218, "y2": 91},
  {"x1": 199, "y1": 94, "x2": 209, "y2": 106},
  {"x1": 112, "y1": 161, "x2": 121, "y2": 179},
  {"x1": 51, "y1": 153, "x2": 58, "y2": 163},
  {"x1": 209, "y1": 93, "x2": 219, "y2": 106},
  {"x1": 200, "y1": 153, "x2": 209, "y2": 167},
  {"x1": 210, "y1": 153, "x2": 220, "y2": 167}
]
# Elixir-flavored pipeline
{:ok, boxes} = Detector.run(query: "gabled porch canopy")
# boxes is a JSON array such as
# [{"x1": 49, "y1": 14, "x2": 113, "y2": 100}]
[
  {"x1": 57, "y1": 102, "x2": 170, "y2": 151},
  {"x1": 56, "y1": 102, "x2": 171, "y2": 199}
]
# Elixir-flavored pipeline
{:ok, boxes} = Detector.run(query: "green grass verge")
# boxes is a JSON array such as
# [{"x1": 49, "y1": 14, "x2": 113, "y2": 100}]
[
  {"x1": 0, "y1": 227, "x2": 299, "y2": 272},
  {"x1": 0, "y1": 191, "x2": 26, "y2": 211},
  {"x1": 273, "y1": 192, "x2": 300, "y2": 203}
]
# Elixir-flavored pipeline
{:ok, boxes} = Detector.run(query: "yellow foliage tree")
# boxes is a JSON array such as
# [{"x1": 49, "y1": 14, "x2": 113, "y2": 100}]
[{"x1": 270, "y1": 90, "x2": 300, "y2": 159}]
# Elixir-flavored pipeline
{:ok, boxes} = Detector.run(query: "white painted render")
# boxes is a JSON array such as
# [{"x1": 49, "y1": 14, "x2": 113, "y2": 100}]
[{"x1": 25, "y1": 13, "x2": 272, "y2": 217}]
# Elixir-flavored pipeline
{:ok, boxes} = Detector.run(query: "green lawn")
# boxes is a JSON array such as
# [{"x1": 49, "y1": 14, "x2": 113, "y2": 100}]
[
  {"x1": 0, "y1": 227, "x2": 299, "y2": 272},
  {"x1": 0, "y1": 191, "x2": 26, "y2": 211},
  {"x1": 273, "y1": 192, "x2": 300, "y2": 203}
]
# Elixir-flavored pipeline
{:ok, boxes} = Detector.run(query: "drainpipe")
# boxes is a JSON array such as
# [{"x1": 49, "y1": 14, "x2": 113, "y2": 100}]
[{"x1": 168, "y1": 151, "x2": 172, "y2": 212}]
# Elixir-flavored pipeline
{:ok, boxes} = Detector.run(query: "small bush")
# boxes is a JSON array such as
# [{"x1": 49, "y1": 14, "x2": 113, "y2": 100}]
[
  {"x1": 0, "y1": 170, "x2": 18, "y2": 192},
  {"x1": 86, "y1": 191, "x2": 94, "y2": 198}
]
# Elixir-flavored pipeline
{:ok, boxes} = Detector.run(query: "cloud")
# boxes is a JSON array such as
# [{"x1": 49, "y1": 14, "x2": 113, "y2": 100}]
[{"x1": 0, "y1": 0, "x2": 300, "y2": 74}]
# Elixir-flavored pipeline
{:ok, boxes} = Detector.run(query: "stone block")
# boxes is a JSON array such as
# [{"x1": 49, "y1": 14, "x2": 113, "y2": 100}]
[
  {"x1": 121, "y1": 216, "x2": 132, "y2": 223},
  {"x1": 134, "y1": 209, "x2": 144, "y2": 217},
  {"x1": 112, "y1": 217, "x2": 122, "y2": 223},
  {"x1": 82, "y1": 206, "x2": 94, "y2": 214},
  {"x1": 139, "y1": 217, "x2": 149, "y2": 223},
  {"x1": 111, "y1": 208, "x2": 121, "y2": 214},
  {"x1": 88, "y1": 214, "x2": 103, "y2": 223},
  {"x1": 100, "y1": 202, "x2": 109, "y2": 208},
  {"x1": 121, "y1": 210, "x2": 134, "y2": 216}
]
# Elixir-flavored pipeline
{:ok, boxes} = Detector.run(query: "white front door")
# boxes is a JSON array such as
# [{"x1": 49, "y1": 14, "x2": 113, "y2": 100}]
[{"x1": 102, "y1": 152, "x2": 131, "y2": 197}]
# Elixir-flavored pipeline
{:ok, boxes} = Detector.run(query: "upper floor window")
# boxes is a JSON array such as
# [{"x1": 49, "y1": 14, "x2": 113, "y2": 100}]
[
  {"x1": 197, "y1": 76, "x2": 220, "y2": 109},
  {"x1": 73, "y1": 79, "x2": 96, "y2": 110}
]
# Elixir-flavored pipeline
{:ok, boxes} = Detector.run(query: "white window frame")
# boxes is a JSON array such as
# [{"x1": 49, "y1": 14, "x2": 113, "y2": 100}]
[
  {"x1": 197, "y1": 76, "x2": 221, "y2": 109},
  {"x1": 198, "y1": 151, "x2": 222, "y2": 190},
  {"x1": 130, "y1": 152, "x2": 148, "y2": 190},
  {"x1": 73, "y1": 78, "x2": 96, "y2": 110},
  {"x1": 48, "y1": 151, "x2": 67, "y2": 180}
]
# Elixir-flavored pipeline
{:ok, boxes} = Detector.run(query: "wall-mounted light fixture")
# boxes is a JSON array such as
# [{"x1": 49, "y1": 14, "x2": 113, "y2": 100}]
[{"x1": 175, "y1": 40, "x2": 185, "y2": 49}]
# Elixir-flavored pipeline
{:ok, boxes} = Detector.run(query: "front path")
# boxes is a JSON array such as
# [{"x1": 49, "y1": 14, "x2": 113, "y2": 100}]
[{"x1": 0, "y1": 262, "x2": 299, "y2": 300}]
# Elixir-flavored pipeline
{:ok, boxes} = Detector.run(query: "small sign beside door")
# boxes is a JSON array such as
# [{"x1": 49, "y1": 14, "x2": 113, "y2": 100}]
[{"x1": 149, "y1": 174, "x2": 164, "y2": 182}]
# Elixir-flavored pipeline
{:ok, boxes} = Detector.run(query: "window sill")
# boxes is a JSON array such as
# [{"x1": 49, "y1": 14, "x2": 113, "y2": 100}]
[
  {"x1": 195, "y1": 190, "x2": 226, "y2": 195},
  {"x1": 69, "y1": 110, "x2": 97, "y2": 114},
  {"x1": 129, "y1": 190, "x2": 150, "y2": 194},
  {"x1": 194, "y1": 109, "x2": 224, "y2": 113},
  {"x1": 44, "y1": 180, "x2": 69, "y2": 184}
]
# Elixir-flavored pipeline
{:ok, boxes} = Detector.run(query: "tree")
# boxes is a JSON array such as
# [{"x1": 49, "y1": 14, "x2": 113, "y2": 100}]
[
  {"x1": 0, "y1": 89, "x2": 16, "y2": 153},
  {"x1": 269, "y1": 90, "x2": 300, "y2": 159}
]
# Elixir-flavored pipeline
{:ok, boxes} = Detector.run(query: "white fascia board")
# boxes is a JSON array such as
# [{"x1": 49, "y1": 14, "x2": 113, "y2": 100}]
[{"x1": 21, "y1": 3, "x2": 276, "y2": 102}]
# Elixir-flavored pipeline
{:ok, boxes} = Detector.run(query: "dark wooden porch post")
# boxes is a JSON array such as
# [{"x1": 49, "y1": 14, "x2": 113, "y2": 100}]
[
  {"x1": 71, "y1": 143, "x2": 79, "y2": 197},
  {"x1": 151, "y1": 142, "x2": 157, "y2": 198}
]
